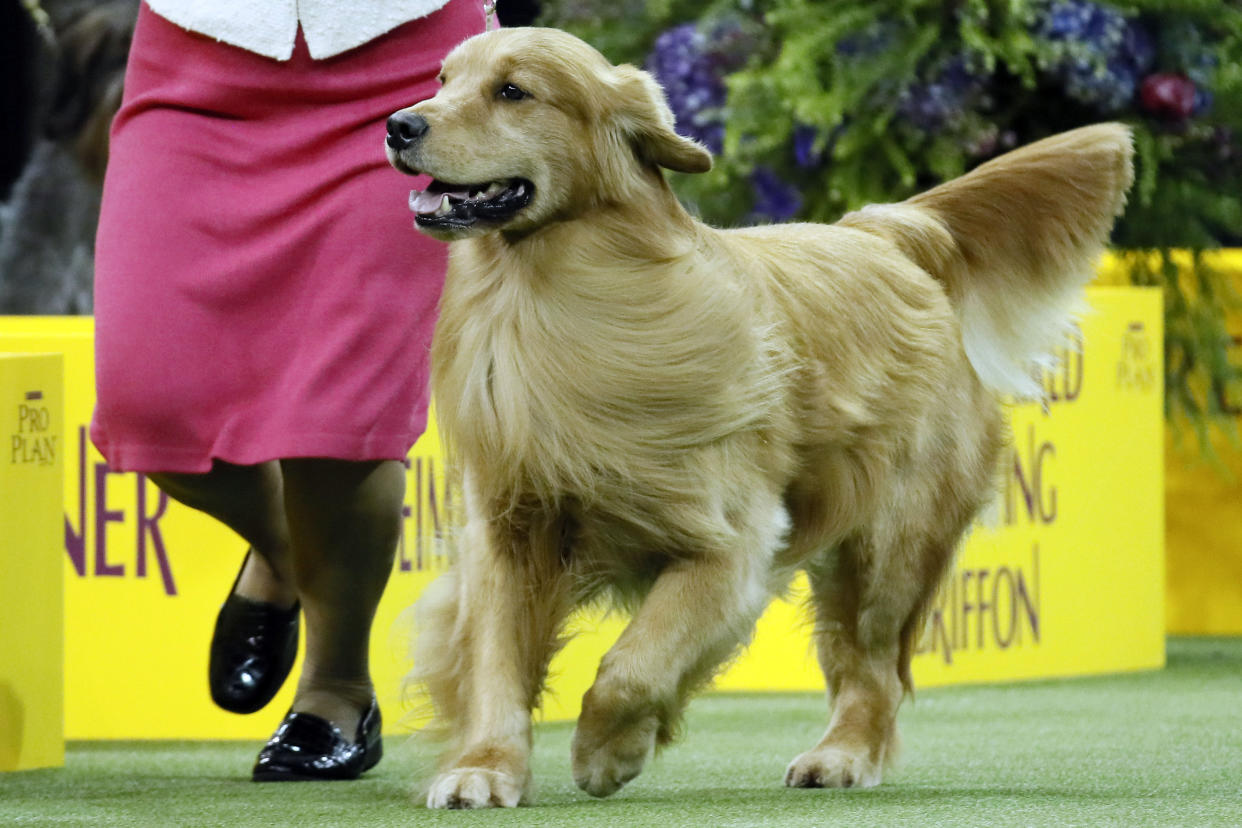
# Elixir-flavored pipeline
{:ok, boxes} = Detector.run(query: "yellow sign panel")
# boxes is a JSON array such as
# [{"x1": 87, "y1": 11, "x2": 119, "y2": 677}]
[
  {"x1": 0, "y1": 318, "x2": 455, "y2": 740},
  {"x1": 1100, "y1": 249, "x2": 1242, "y2": 634},
  {"x1": 0, "y1": 353, "x2": 65, "y2": 769},
  {"x1": 0, "y1": 286, "x2": 1163, "y2": 739}
]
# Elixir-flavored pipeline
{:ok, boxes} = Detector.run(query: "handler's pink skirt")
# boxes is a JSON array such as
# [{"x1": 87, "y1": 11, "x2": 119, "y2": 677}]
[{"x1": 92, "y1": 2, "x2": 483, "y2": 473}]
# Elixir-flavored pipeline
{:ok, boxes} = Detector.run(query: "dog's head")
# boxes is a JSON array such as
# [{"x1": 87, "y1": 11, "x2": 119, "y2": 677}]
[{"x1": 385, "y1": 27, "x2": 711, "y2": 240}]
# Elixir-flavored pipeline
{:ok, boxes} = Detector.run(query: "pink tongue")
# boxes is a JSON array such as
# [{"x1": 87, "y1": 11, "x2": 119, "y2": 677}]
[
  {"x1": 411, "y1": 191, "x2": 445, "y2": 213},
  {"x1": 410, "y1": 186, "x2": 474, "y2": 214}
]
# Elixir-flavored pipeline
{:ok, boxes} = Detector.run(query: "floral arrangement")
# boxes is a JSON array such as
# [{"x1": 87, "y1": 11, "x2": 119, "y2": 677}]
[{"x1": 541, "y1": 0, "x2": 1242, "y2": 449}]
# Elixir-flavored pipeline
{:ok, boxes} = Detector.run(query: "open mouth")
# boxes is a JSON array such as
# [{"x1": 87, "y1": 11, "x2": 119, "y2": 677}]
[{"x1": 409, "y1": 178, "x2": 534, "y2": 230}]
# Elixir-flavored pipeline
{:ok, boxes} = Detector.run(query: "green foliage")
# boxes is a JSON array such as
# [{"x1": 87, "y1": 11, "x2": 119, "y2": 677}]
[{"x1": 541, "y1": 0, "x2": 1242, "y2": 444}]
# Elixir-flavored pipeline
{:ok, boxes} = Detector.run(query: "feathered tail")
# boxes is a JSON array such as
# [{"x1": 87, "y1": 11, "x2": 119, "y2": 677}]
[{"x1": 838, "y1": 123, "x2": 1134, "y2": 397}]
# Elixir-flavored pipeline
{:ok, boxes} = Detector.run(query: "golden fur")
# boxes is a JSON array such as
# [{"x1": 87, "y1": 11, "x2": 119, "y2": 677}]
[{"x1": 385, "y1": 27, "x2": 1134, "y2": 808}]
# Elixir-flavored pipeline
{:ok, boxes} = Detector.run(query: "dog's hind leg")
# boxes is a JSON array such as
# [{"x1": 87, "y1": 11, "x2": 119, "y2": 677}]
[
  {"x1": 786, "y1": 489, "x2": 978, "y2": 790},
  {"x1": 571, "y1": 488, "x2": 790, "y2": 798},
  {"x1": 786, "y1": 378, "x2": 1003, "y2": 790},
  {"x1": 421, "y1": 496, "x2": 577, "y2": 809}
]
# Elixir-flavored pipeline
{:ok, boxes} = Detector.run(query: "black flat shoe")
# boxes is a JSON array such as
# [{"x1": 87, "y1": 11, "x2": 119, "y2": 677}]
[
  {"x1": 208, "y1": 551, "x2": 300, "y2": 714},
  {"x1": 252, "y1": 698, "x2": 383, "y2": 781}
]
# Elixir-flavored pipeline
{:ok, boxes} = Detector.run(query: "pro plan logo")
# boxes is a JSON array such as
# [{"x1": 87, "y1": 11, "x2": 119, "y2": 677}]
[
  {"x1": 1117, "y1": 321, "x2": 1156, "y2": 393},
  {"x1": 11, "y1": 389, "x2": 58, "y2": 467}
]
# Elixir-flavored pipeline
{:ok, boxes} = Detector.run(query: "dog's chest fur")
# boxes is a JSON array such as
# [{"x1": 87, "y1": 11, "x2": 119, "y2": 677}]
[{"x1": 431, "y1": 230, "x2": 795, "y2": 528}]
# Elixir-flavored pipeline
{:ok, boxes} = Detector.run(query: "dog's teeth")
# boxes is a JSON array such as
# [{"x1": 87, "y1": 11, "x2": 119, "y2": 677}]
[
  {"x1": 434, "y1": 194, "x2": 453, "y2": 217},
  {"x1": 467, "y1": 182, "x2": 506, "y2": 201}
]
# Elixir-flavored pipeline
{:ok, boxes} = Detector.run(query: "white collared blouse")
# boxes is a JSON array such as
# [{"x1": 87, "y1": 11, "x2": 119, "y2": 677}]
[{"x1": 143, "y1": 0, "x2": 456, "y2": 60}]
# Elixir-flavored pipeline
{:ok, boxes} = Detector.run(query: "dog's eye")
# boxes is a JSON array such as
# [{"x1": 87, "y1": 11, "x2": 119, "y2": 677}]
[{"x1": 498, "y1": 83, "x2": 529, "y2": 101}]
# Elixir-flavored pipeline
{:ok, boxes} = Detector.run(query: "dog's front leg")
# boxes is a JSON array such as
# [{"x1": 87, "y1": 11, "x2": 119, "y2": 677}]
[
  {"x1": 571, "y1": 497, "x2": 787, "y2": 797},
  {"x1": 425, "y1": 504, "x2": 573, "y2": 809}
]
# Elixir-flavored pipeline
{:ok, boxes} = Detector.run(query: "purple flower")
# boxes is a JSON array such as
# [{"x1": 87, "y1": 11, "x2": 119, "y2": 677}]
[
  {"x1": 896, "y1": 56, "x2": 987, "y2": 134},
  {"x1": 1034, "y1": 0, "x2": 1157, "y2": 113},
  {"x1": 646, "y1": 20, "x2": 759, "y2": 155},
  {"x1": 749, "y1": 167, "x2": 802, "y2": 223},
  {"x1": 792, "y1": 125, "x2": 822, "y2": 169},
  {"x1": 648, "y1": 24, "x2": 724, "y2": 153},
  {"x1": 1194, "y1": 87, "x2": 1214, "y2": 115},
  {"x1": 1122, "y1": 19, "x2": 1156, "y2": 76}
]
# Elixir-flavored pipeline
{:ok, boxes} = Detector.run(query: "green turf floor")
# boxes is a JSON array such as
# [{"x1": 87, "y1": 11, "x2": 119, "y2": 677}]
[{"x1": 3, "y1": 637, "x2": 1240, "y2": 827}]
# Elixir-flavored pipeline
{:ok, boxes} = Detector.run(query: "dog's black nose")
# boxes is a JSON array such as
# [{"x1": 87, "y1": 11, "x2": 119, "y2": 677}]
[{"x1": 386, "y1": 111, "x2": 429, "y2": 150}]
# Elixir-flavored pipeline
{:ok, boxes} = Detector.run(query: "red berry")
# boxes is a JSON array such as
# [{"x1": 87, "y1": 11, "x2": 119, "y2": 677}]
[{"x1": 1139, "y1": 73, "x2": 1197, "y2": 121}]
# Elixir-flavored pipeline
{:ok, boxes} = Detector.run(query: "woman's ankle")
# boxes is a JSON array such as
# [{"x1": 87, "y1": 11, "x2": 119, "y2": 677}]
[
  {"x1": 290, "y1": 680, "x2": 375, "y2": 738},
  {"x1": 233, "y1": 550, "x2": 298, "y2": 609}
]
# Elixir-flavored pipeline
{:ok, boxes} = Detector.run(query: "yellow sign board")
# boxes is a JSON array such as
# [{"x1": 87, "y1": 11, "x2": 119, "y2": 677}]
[
  {"x1": 915, "y1": 286, "x2": 1165, "y2": 684},
  {"x1": 0, "y1": 318, "x2": 454, "y2": 740},
  {"x1": 0, "y1": 286, "x2": 1163, "y2": 739},
  {"x1": 1100, "y1": 249, "x2": 1242, "y2": 634},
  {"x1": 0, "y1": 353, "x2": 65, "y2": 769}
]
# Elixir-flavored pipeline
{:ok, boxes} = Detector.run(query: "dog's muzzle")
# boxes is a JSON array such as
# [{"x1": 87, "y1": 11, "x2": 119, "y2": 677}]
[
  {"x1": 385, "y1": 108, "x2": 535, "y2": 232},
  {"x1": 386, "y1": 111, "x2": 428, "y2": 152}
]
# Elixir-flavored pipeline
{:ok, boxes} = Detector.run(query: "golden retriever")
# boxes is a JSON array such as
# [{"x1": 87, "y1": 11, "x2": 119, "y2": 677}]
[{"x1": 384, "y1": 26, "x2": 1134, "y2": 808}]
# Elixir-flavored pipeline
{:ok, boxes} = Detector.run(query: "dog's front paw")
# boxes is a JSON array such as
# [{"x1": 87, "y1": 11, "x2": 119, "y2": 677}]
[
  {"x1": 426, "y1": 767, "x2": 525, "y2": 809},
  {"x1": 570, "y1": 710, "x2": 659, "y2": 798},
  {"x1": 784, "y1": 747, "x2": 883, "y2": 790}
]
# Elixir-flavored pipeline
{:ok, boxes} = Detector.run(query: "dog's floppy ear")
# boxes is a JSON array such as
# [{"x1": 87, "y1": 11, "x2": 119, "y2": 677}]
[{"x1": 610, "y1": 65, "x2": 712, "y2": 174}]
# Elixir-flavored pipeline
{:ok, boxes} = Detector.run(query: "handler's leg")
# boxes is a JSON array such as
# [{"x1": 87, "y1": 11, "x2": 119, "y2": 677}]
[
  {"x1": 151, "y1": 461, "x2": 300, "y2": 718},
  {"x1": 278, "y1": 458, "x2": 405, "y2": 735},
  {"x1": 149, "y1": 460, "x2": 295, "y2": 606}
]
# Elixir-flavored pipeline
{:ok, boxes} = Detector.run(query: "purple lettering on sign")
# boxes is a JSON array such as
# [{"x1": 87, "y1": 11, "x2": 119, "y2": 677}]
[
  {"x1": 958, "y1": 571, "x2": 968, "y2": 655},
  {"x1": 65, "y1": 427, "x2": 87, "y2": 576},
  {"x1": 63, "y1": 426, "x2": 179, "y2": 596},
  {"x1": 394, "y1": 454, "x2": 457, "y2": 575},
  {"x1": 915, "y1": 544, "x2": 1042, "y2": 665},
  {"x1": 425, "y1": 456, "x2": 452, "y2": 568},
  {"x1": 415, "y1": 457, "x2": 426, "y2": 572},
  {"x1": 136, "y1": 476, "x2": 176, "y2": 596},
  {"x1": 94, "y1": 462, "x2": 125, "y2": 577},
  {"x1": 974, "y1": 567, "x2": 991, "y2": 649},
  {"x1": 398, "y1": 503, "x2": 414, "y2": 572},
  {"x1": 1005, "y1": 425, "x2": 1056, "y2": 526},
  {"x1": 1041, "y1": 323, "x2": 1084, "y2": 406},
  {"x1": 1017, "y1": 545, "x2": 1041, "y2": 643},
  {"x1": 993, "y1": 566, "x2": 1015, "y2": 648}
]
